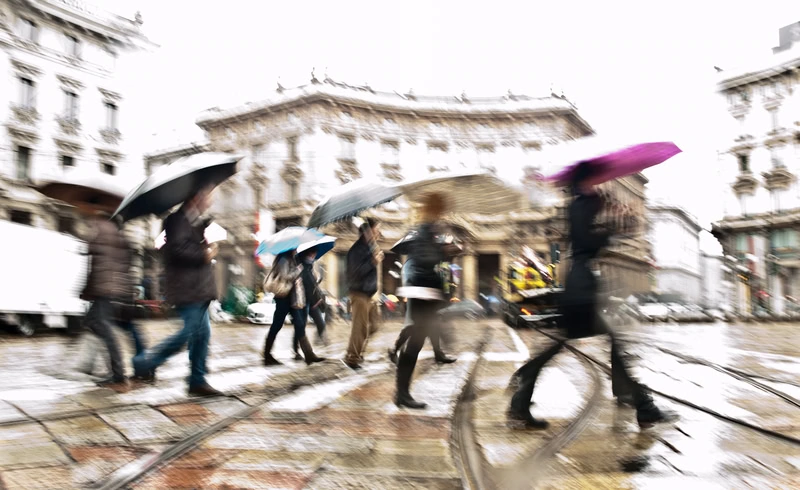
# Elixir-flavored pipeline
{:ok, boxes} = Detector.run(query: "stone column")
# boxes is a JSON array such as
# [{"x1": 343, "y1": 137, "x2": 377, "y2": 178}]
[{"x1": 462, "y1": 250, "x2": 478, "y2": 301}]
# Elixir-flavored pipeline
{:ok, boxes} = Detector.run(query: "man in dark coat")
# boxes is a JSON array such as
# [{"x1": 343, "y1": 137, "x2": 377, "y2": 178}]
[
  {"x1": 394, "y1": 192, "x2": 452, "y2": 409},
  {"x1": 343, "y1": 218, "x2": 382, "y2": 370},
  {"x1": 81, "y1": 211, "x2": 141, "y2": 388},
  {"x1": 133, "y1": 185, "x2": 222, "y2": 397},
  {"x1": 507, "y1": 163, "x2": 674, "y2": 429}
]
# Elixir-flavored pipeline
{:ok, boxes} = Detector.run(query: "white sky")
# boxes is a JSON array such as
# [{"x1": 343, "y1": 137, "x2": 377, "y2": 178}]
[{"x1": 99, "y1": 0, "x2": 800, "y2": 254}]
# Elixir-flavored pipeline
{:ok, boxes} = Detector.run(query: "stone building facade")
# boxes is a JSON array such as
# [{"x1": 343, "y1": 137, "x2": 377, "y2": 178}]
[
  {"x1": 647, "y1": 203, "x2": 702, "y2": 304},
  {"x1": 144, "y1": 76, "x2": 654, "y2": 301},
  {"x1": 0, "y1": 0, "x2": 150, "y2": 279},
  {"x1": 712, "y1": 23, "x2": 800, "y2": 315}
]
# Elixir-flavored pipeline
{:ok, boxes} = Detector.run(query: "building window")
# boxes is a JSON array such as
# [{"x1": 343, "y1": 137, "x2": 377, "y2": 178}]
[
  {"x1": 287, "y1": 182, "x2": 299, "y2": 203},
  {"x1": 385, "y1": 117, "x2": 396, "y2": 126},
  {"x1": 16, "y1": 146, "x2": 31, "y2": 181},
  {"x1": 105, "y1": 102, "x2": 118, "y2": 129},
  {"x1": 771, "y1": 229, "x2": 798, "y2": 250},
  {"x1": 63, "y1": 91, "x2": 79, "y2": 120},
  {"x1": 341, "y1": 111, "x2": 352, "y2": 121},
  {"x1": 18, "y1": 77, "x2": 36, "y2": 108},
  {"x1": 381, "y1": 140, "x2": 400, "y2": 165},
  {"x1": 287, "y1": 112, "x2": 298, "y2": 124},
  {"x1": 10, "y1": 210, "x2": 32, "y2": 225},
  {"x1": 734, "y1": 234, "x2": 749, "y2": 253},
  {"x1": 102, "y1": 163, "x2": 116, "y2": 175},
  {"x1": 339, "y1": 134, "x2": 356, "y2": 160},
  {"x1": 64, "y1": 34, "x2": 81, "y2": 58},
  {"x1": 252, "y1": 143, "x2": 266, "y2": 163},
  {"x1": 287, "y1": 136, "x2": 298, "y2": 161},
  {"x1": 18, "y1": 18, "x2": 38, "y2": 43},
  {"x1": 61, "y1": 155, "x2": 75, "y2": 168},
  {"x1": 737, "y1": 154, "x2": 750, "y2": 172},
  {"x1": 58, "y1": 216, "x2": 75, "y2": 235},
  {"x1": 770, "y1": 109, "x2": 779, "y2": 131}
]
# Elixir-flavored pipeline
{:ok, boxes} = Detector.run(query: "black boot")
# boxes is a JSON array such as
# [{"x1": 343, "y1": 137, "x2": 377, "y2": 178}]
[
  {"x1": 434, "y1": 351, "x2": 457, "y2": 364},
  {"x1": 298, "y1": 336, "x2": 326, "y2": 365},
  {"x1": 395, "y1": 354, "x2": 426, "y2": 409},
  {"x1": 636, "y1": 395, "x2": 678, "y2": 428},
  {"x1": 292, "y1": 338, "x2": 303, "y2": 361},
  {"x1": 263, "y1": 333, "x2": 282, "y2": 366},
  {"x1": 506, "y1": 396, "x2": 549, "y2": 430}
]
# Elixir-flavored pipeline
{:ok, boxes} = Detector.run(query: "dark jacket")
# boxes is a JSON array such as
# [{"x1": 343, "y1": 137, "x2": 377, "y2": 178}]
[
  {"x1": 273, "y1": 253, "x2": 305, "y2": 309},
  {"x1": 407, "y1": 223, "x2": 445, "y2": 290},
  {"x1": 560, "y1": 193, "x2": 611, "y2": 338},
  {"x1": 81, "y1": 218, "x2": 134, "y2": 301},
  {"x1": 347, "y1": 236, "x2": 378, "y2": 296},
  {"x1": 302, "y1": 261, "x2": 324, "y2": 308},
  {"x1": 162, "y1": 208, "x2": 217, "y2": 306}
]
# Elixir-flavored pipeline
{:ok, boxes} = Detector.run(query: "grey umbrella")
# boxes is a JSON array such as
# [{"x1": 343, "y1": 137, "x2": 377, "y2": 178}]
[
  {"x1": 307, "y1": 178, "x2": 400, "y2": 229},
  {"x1": 112, "y1": 152, "x2": 243, "y2": 222},
  {"x1": 307, "y1": 170, "x2": 488, "y2": 230}
]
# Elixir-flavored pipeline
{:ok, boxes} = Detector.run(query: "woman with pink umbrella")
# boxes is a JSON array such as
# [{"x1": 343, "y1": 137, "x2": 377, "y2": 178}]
[{"x1": 507, "y1": 142, "x2": 681, "y2": 430}]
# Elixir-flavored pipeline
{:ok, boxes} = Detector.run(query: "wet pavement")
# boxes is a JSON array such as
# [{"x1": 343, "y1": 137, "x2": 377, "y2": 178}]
[{"x1": 0, "y1": 318, "x2": 798, "y2": 488}]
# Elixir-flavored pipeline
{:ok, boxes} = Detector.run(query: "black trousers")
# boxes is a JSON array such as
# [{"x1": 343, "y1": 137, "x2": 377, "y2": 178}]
[
  {"x1": 392, "y1": 300, "x2": 447, "y2": 356},
  {"x1": 510, "y1": 312, "x2": 647, "y2": 413},
  {"x1": 85, "y1": 299, "x2": 124, "y2": 380},
  {"x1": 396, "y1": 299, "x2": 441, "y2": 394}
]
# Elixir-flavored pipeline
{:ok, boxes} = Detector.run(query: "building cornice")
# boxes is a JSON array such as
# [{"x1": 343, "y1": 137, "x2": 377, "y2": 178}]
[
  {"x1": 647, "y1": 205, "x2": 702, "y2": 233},
  {"x1": 20, "y1": 0, "x2": 152, "y2": 49},
  {"x1": 195, "y1": 81, "x2": 594, "y2": 136},
  {"x1": 717, "y1": 53, "x2": 800, "y2": 92}
]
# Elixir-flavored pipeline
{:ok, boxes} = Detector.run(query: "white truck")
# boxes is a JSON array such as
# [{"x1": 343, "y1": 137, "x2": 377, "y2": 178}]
[{"x1": 0, "y1": 220, "x2": 89, "y2": 335}]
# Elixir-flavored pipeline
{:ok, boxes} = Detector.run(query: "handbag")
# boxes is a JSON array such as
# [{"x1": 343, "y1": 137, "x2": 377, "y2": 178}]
[{"x1": 264, "y1": 267, "x2": 293, "y2": 297}]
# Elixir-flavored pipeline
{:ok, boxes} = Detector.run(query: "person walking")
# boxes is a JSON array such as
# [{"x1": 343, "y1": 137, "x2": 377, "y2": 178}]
[
  {"x1": 394, "y1": 193, "x2": 452, "y2": 409},
  {"x1": 263, "y1": 250, "x2": 325, "y2": 366},
  {"x1": 80, "y1": 211, "x2": 142, "y2": 389},
  {"x1": 343, "y1": 218, "x2": 383, "y2": 370},
  {"x1": 290, "y1": 246, "x2": 329, "y2": 359},
  {"x1": 506, "y1": 163, "x2": 674, "y2": 429},
  {"x1": 132, "y1": 185, "x2": 223, "y2": 397},
  {"x1": 388, "y1": 257, "x2": 456, "y2": 365}
]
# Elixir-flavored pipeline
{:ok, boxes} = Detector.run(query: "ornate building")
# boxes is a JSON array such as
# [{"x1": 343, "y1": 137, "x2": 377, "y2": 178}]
[
  {"x1": 712, "y1": 23, "x2": 800, "y2": 315},
  {"x1": 0, "y1": 0, "x2": 150, "y2": 277},
  {"x1": 143, "y1": 75, "x2": 653, "y2": 301}
]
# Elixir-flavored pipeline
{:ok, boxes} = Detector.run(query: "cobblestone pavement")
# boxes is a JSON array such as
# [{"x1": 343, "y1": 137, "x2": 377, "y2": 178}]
[{"x1": 0, "y1": 319, "x2": 799, "y2": 489}]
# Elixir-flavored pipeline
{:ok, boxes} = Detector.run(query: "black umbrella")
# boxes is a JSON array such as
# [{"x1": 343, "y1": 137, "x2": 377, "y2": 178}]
[
  {"x1": 307, "y1": 178, "x2": 400, "y2": 229},
  {"x1": 112, "y1": 152, "x2": 242, "y2": 222}
]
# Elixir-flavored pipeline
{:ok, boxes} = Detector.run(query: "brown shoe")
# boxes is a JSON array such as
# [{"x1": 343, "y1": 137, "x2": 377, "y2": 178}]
[{"x1": 188, "y1": 383, "x2": 224, "y2": 397}]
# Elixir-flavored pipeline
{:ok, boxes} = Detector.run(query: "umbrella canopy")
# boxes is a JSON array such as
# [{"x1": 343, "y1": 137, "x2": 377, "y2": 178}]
[
  {"x1": 307, "y1": 178, "x2": 400, "y2": 229},
  {"x1": 390, "y1": 230, "x2": 418, "y2": 255},
  {"x1": 399, "y1": 171, "x2": 514, "y2": 215},
  {"x1": 542, "y1": 141, "x2": 681, "y2": 187},
  {"x1": 36, "y1": 171, "x2": 128, "y2": 214},
  {"x1": 112, "y1": 152, "x2": 242, "y2": 222},
  {"x1": 255, "y1": 226, "x2": 325, "y2": 257},
  {"x1": 296, "y1": 235, "x2": 337, "y2": 261}
]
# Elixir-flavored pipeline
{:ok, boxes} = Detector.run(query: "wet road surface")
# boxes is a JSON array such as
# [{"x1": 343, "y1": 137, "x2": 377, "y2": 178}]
[{"x1": 0, "y1": 318, "x2": 798, "y2": 488}]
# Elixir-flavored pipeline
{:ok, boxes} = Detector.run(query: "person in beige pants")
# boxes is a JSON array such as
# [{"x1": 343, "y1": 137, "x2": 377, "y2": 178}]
[{"x1": 343, "y1": 218, "x2": 382, "y2": 370}]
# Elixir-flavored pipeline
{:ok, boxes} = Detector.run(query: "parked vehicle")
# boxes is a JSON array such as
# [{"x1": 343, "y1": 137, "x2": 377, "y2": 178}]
[
  {"x1": 0, "y1": 220, "x2": 88, "y2": 336},
  {"x1": 246, "y1": 293, "x2": 330, "y2": 325}
]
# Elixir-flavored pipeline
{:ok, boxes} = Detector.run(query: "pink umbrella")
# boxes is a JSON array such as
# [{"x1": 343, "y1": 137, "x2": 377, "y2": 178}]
[{"x1": 541, "y1": 141, "x2": 681, "y2": 187}]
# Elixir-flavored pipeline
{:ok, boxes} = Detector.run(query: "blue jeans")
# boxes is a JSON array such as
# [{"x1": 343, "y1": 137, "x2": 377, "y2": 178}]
[
  {"x1": 134, "y1": 302, "x2": 210, "y2": 387},
  {"x1": 117, "y1": 319, "x2": 146, "y2": 356},
  {"x1": 267, "y1": 297, "x2": 307, "y2": 345}
]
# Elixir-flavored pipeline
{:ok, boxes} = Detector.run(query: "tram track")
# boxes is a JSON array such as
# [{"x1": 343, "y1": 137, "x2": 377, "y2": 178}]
[
  {"x1": 453, "y1": 325, "x2": 603, "y2": 490},
  {"x1": 530, "y1": 326, "x2": 800, "y2": 446}
]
